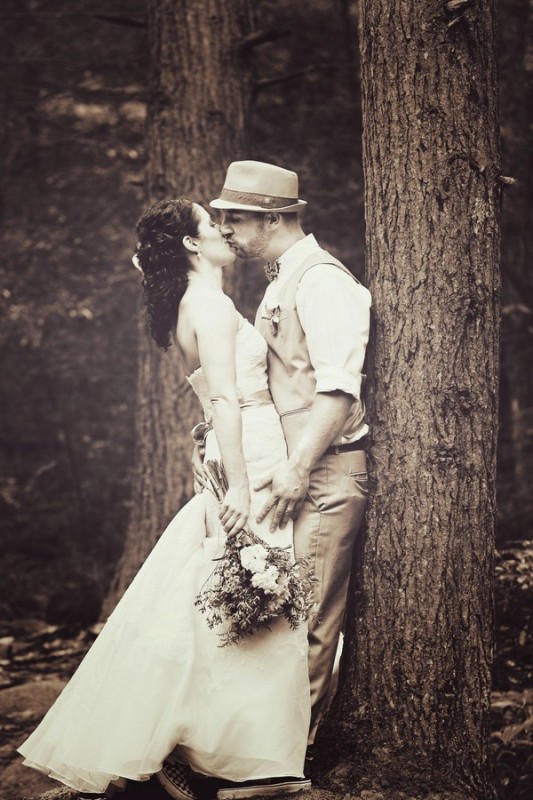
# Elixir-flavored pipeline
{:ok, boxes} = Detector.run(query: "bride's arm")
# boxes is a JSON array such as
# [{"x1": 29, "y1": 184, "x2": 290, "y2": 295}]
[{"x1": 192, "y1": 293, "x2": 250, "y2": 536}]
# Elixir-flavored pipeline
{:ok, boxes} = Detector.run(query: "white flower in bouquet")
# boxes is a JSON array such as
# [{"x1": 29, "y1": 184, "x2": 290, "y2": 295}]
[
  {"x1": 240, "y1": 544, "x2": 268, "y2": 573},
  {"x1": 251, "y1": 565, "x2": 280, "y2": 593}
]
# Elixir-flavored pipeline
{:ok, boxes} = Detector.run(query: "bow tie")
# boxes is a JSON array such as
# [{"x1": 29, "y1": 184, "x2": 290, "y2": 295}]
[{"x1": 264, "y1": 259, "x2": 281, "y2": 282}]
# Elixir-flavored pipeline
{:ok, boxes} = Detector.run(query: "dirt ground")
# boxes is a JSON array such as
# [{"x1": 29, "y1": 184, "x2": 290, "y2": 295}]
[{"x1": 0, "y1": 540, "x2": 531, "y2": 800}]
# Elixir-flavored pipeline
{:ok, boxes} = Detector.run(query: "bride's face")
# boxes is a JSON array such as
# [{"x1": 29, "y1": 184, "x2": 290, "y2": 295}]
[{"x1": 193, "y1": 205, "x2": 235, "y2": 268}]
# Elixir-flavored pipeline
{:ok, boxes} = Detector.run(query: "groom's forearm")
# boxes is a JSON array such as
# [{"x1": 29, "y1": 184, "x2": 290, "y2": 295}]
[{"x1": 288, "y1": 391, "x2": 354, "y2": 476}]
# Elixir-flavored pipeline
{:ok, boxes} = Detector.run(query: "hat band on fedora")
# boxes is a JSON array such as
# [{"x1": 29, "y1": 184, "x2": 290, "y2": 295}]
[{"x1": 219, "y1": 188, "x2": 297, "y2": 209}]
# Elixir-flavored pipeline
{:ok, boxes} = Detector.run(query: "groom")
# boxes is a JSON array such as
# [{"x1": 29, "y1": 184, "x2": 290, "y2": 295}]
[{"x1": 211, "y1": 161, "x2": 371, "y2": 790}]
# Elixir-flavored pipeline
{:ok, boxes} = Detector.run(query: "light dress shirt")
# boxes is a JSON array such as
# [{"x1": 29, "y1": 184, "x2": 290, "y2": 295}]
[{"x1": 261, "y1": 234, "x2": 371, "y2": 440}]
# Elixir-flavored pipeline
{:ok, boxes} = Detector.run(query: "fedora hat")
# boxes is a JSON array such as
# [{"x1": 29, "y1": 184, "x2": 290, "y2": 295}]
[{"x1": 210, "y1": 160, "x2": 307, "y2": 213}]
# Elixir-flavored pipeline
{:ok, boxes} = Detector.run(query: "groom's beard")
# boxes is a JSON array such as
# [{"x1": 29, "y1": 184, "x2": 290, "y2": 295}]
[{"x1": 226, "y1": 225, "x2": 270, "y2": 260}]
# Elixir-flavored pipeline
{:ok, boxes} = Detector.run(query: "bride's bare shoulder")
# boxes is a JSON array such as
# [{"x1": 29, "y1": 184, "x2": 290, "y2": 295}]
[{"x1": 180, "y1": 287, "x2": 237, "y2": 329}]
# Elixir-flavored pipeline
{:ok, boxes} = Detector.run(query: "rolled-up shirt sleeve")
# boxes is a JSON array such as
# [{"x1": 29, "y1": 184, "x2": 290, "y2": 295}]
[{"x1": 296, "y1": 264, "x2": 371, "y2": 399}]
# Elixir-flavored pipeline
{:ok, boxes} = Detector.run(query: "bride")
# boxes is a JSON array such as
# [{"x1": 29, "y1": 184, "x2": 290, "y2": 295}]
[{"x1": 18, "y1": 199, "x2": 311, "y2": 799}]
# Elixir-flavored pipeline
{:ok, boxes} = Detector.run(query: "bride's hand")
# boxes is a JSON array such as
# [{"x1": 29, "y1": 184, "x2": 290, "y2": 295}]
[
  {"x1": 191, "y1": 444, "x2": 206, "y2": 494},
  {"x1": 219, "y1": 484, "x2": 251, "y2": 537}
]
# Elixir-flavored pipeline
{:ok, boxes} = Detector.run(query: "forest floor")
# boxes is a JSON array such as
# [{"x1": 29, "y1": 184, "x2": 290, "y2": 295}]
[
  {"x1": 489, "y1": 538, "x2": 532, "y2": 799},
  {"x1": 0, "y1": 540, "x2": 531, "y2": 800}
]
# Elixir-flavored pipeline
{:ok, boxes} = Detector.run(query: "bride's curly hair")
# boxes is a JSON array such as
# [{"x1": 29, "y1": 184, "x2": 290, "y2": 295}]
[{"x1": 135, "y1": 198, "x2": 200, "y2": 350}]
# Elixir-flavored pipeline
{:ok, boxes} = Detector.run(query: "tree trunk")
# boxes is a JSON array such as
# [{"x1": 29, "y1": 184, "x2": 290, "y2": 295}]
[
  {"x1": 106, "y1": 0, "x2": 253, "y2": 608},
  {"x1": 324, "y1": 2, "x2": 501, "y2": 799}
]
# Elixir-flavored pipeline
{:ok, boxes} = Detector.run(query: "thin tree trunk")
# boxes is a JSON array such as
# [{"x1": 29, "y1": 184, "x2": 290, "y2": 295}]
[
  {"x1": 497, "y1": 0, "x2": 533, "y2": 535},
  {"x1": 324, "y1": 2, "x2": 501, "y2": 798},
  {"x1": 106, "y1": 1, "x2": 253, "y2": 608}
]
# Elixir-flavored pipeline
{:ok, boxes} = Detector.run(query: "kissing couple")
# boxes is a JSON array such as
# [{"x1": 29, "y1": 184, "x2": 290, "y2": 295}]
[{"x1": 19, "y1": 160, "x2": 371, "y2": 800}]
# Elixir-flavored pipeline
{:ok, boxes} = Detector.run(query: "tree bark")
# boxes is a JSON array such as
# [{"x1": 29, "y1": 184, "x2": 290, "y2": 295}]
[
  {"x1": 106, "y1": 0, "x2": 253, "y2": 608},
  {"x1": 323, "y1": 2, "x2": 501, "y2": 799}
]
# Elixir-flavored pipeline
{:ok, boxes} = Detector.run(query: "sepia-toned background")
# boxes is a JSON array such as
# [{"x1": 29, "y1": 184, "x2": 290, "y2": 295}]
[{"x1": 0, "y1": 1, "x2": 531, "y2": 799}]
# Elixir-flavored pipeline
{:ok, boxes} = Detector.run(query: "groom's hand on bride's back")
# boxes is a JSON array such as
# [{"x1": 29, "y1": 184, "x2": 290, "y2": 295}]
[{"x1": 255, "y1": 464, "x2": 309, "y2": 533}]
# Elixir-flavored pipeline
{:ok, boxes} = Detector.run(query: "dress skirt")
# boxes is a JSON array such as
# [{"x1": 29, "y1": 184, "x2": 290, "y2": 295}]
[{"x1": 18, "y1": 404, "x2": 310, "y2": 793}]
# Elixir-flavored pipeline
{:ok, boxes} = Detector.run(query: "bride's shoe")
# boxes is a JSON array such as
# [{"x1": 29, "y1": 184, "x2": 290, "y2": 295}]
[{"x1": 157, "y1": 761, "x2": 198, "y2": 800}]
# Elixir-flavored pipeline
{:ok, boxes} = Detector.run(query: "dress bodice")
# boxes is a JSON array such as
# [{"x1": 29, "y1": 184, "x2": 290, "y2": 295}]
[{"x1": 187, "y1": 314, "x2": 270, "y2": 421}]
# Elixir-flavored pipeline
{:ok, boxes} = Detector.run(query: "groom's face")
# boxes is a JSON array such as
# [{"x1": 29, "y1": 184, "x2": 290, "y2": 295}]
[{"x1": 219, "y1": 211, "x2": 270, "y2": 260}]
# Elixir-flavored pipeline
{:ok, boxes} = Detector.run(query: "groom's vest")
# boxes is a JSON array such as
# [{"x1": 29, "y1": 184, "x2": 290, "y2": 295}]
[{"x1": 255, "y1": 248, "x2": 366, "y2": 454}]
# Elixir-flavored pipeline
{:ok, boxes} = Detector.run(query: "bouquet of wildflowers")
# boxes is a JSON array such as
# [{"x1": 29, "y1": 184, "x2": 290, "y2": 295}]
[{"x1": 195, "y1": 460, "x2": 316, "y2": 647}]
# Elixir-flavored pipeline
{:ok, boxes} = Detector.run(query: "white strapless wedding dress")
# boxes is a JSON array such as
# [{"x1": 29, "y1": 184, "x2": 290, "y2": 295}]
[{"x1": 18, "y1": 316, "x2": 310, "y2": 793}]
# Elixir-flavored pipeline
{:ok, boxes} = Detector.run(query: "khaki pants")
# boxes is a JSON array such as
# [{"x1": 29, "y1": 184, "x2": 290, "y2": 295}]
[{"x1": 293, "y1": 448, "x2": 368, "y2": 745}]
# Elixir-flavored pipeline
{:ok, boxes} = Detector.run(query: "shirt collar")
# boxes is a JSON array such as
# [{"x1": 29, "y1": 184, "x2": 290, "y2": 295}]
[{"x1": 274, "y1": 234, "x2": 319, "y2": 289}]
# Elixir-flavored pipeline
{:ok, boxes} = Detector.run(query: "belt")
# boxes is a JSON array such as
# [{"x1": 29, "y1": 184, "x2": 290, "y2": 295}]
[{"x1": 324, "y1": 437, "x2": 368, "y2": 456}]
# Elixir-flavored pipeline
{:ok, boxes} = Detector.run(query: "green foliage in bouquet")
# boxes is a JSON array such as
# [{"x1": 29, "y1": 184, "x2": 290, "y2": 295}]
[{"x1": 195, "y1": 461, "x2": 316, "y2": 647}]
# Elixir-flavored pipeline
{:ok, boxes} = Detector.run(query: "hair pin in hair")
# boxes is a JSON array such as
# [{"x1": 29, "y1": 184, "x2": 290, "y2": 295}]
[{"x1": 132, "y1": 251, "x2": 143, "y2": 273}]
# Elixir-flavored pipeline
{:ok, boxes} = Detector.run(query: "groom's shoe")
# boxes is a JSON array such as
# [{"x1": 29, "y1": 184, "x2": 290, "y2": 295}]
[
  {"x1": 217, "y1": 777, "x2": 311, "y2": 799},
  {"x1": 157, "y1": 761, "x2": 198, "y2": 800}
]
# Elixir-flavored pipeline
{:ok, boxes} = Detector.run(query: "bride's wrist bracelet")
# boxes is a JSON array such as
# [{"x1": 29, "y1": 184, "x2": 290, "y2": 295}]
[{"x1": 191, "y1": 421, "x2": 212, "y2": 446}]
